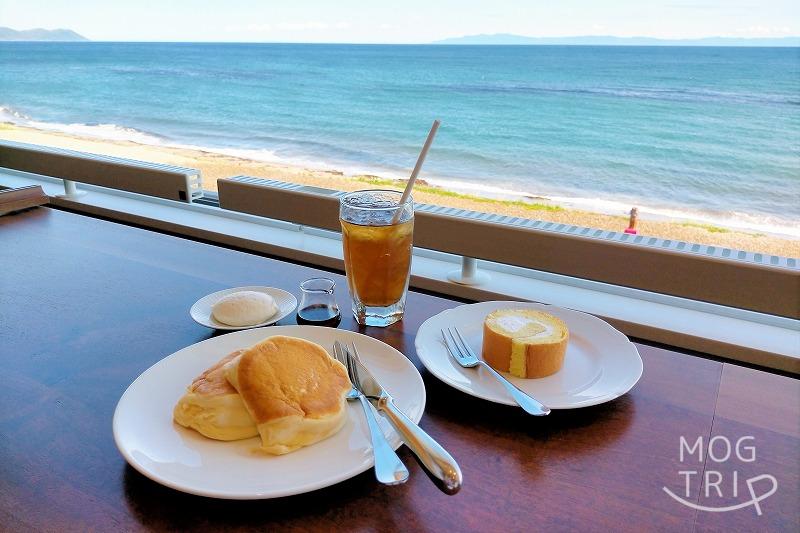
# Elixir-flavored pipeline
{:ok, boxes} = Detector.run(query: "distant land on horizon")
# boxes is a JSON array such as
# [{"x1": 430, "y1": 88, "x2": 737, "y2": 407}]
[
  {"x1": 0, "y1": 27, "x2": 88, "y2": 41},
  {"x1": 434, "y1": 33, "x2": 800, "y2": 46},
  {"x1": 0, "y1": 27, "x2": 798, "y2": 46}
]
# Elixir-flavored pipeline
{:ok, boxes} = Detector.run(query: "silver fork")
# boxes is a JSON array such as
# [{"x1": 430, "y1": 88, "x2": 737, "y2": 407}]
[
  {"x1": 332, "y1": 341, "x2": 409, "y2": 485},
  {"x1": 348, "y1": 342, "x2": 462, "y2": 495},
  {"x1": 442, "y1": 327, "x2": 551, "y2": 416}
]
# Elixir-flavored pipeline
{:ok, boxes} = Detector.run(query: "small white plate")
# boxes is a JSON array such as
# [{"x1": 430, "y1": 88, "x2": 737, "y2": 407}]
[
  {"x1": 190, "y1": 286, "x2": 298, "y2": 330},
  {"x1": 415, "y1": 301, "x2": 642, "y2": 409},
  {"x1": 113, "y1": 325, "x2": 426, "y2": 499}
]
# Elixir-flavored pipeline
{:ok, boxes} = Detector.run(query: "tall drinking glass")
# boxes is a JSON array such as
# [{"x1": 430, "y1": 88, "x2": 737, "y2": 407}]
[{"x1": 340, "y1": 190, "x2": 414, "y2": 326}]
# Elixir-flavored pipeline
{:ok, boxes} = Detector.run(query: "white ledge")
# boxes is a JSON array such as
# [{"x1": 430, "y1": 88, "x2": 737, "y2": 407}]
[{"x1": 2, "y1": 168, "x2": 798, "y2": 373}]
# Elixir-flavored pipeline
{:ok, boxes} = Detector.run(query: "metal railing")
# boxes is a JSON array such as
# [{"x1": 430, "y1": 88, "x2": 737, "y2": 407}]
[
  {"x1": 217, "y1": 176, "x2": 799, "y2": 319},
  {"x1": 1, "y1": 139, "x2": 797, "y2": 320},
  {"x1": 0, "y1": 140, "x2": 202, "y2": 202}
]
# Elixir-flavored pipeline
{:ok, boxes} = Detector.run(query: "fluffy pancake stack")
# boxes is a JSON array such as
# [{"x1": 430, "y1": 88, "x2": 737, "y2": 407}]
[
  {"x1": 173, "y1": 349, "x2": 259, "y2": 440},
  {"x1": 173, "y1": 336, "x2": 350, "y2": 455}
]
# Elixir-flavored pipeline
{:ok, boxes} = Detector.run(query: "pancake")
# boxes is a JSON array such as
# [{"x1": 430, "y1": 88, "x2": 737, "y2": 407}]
[
  {"x1": 224, "y1": 335, "x2": 350, "y2": 455},
  {"x1": 173, "y1": 349, "x2": 259, "y2": 440}
]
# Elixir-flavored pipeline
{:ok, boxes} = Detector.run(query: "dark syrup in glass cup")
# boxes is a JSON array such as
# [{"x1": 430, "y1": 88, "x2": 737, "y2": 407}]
[{"x1": 296, "y1": 278, "x2": 341, "y2": 327}]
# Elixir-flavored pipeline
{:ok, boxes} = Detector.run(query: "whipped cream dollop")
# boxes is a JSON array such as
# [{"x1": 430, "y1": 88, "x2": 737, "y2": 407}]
[{"x1": 212, "y1": 291, "x2": 277, "y2": 326}]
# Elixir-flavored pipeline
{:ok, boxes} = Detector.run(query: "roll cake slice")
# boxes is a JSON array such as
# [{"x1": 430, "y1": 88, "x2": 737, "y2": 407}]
[{"x1": 482, "y1": 309, "x2": 569, "y2": 378}]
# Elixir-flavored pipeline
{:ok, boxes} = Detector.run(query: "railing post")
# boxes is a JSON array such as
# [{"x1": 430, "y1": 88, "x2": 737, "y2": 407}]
[
  {"x1": 447, "y1": 256, "x2": 490, "y2": 286},
  {"x1": 59, "y1": 179, "x2": 85, "y2": 199}
]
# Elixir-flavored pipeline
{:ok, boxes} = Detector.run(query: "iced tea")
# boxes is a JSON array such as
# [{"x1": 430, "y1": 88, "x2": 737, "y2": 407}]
[
  {"x1": 342, "y1": 218, "x2": 413, "y2": 306},
  {"x1": 340, "y1": 190, "x2": 414, "y2": 326}
]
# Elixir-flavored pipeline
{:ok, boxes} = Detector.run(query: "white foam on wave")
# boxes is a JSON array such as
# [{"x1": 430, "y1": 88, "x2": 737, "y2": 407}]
[
  {"x1": 421, "y1": 176, "x2": 535, "y2": 199},
  {"x1": 547, "y1": 195, "x2": 800, "y2": 239},
  {"x1": 170, "y1": 143, "x2": 283, "y2": 164},
  {"x1": 0, "y1": 106, "x2": 30, "y2": 122},
  {"x1": 1, "y1": 106, "x2": 342, "y2": 174},
  {"x1": 0, "y1": 106, "x2": 165, "y2": 145},
  {"x1": 423, "y1": 176, "x2": 800, "y2": 239}
]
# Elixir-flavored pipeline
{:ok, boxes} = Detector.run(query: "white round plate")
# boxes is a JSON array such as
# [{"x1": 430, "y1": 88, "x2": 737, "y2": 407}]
[
  {"x1": 190, "y1": 286, "x2": 298, "y2": 330},
  {"x1": 415, "y1": 301, "x2": 642, "y2": 409},
  {"x1": 113, "y1": 326, "x2": 425, "y2": 499}
]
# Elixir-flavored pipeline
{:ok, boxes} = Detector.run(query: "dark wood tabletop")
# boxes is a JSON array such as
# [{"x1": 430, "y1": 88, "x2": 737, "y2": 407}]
[{"x1": 1, "y1": 207, "x2": 798, "y2": 532}]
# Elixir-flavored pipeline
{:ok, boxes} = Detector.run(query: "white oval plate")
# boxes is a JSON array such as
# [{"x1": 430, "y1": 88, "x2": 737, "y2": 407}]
[
  {"x1": 415, "y1": 301, "x2": 642, "y2": 409},
  {"x1": 113, "y1": 326, "x2": 425, "y2": 499},
  {"x1": 190, "y1": 286, "x2": 298, "y2": 330}
]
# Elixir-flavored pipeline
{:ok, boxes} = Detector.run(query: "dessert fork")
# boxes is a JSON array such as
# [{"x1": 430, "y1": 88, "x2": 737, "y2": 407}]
[
  {"x1": 332, "y1": 341, "x2": 409, "y2": 485},
  {"x1": 441, "y1": 327, "x2": 551, "y2": 416}
]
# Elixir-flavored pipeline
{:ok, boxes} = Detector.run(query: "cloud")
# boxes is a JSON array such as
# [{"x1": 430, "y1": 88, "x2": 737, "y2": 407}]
[
  {"x1": 731, "y1": 25, "x2": 794, "y2": 37},
  {"x1": 225, "y1": 21, "x2": 351, "y2": 33},
  {"x1": 276, "y1": 21, "x2": 329, "y2": 31}
]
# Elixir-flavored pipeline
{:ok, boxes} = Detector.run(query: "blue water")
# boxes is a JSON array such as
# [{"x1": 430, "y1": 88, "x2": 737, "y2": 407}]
[{"x1": 1, "y1": 42, "x2": 798, "y2": 234}]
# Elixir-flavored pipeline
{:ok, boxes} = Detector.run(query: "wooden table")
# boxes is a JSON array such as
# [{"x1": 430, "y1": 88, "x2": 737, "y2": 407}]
[{"x1": 1, "y1": 207, "x2": 798, "y2": 532}]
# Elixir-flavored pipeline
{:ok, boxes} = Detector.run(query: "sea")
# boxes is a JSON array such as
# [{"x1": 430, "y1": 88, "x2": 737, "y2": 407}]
[{"x1": 1, "y1": 42, "x2": 798, "y2": 236}]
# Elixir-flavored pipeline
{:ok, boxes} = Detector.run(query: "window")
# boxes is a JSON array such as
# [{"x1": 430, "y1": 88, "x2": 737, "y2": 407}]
[
  {"x1": 2, "y1": 37, "x2": 797, "y2": 258},
  {"x1": 1, "y1": 4, "x2": 798, "y2": 324}
]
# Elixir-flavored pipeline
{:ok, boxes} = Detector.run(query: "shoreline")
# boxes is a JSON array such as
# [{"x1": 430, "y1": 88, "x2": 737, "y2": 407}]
[
  {"x1": 2, "y1": 105, "x2": 797, "y2": 239},
  {"x1": 1, "y1": 122, "x2": 798, "y2": 258}
]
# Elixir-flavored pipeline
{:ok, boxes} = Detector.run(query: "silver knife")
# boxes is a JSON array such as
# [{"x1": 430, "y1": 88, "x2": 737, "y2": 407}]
[
  {"x1": 345, "y1": 347, "x2": 462, "y2": 495},
  {"x1": 333, "y1": 341, "x2": 409, "y2": 486}
]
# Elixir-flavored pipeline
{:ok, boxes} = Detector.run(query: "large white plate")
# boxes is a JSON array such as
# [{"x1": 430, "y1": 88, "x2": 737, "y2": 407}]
[
  {"x1": 415, "y1": 301, "x2": 642, "y2": 409},
  {"x1": 190, "y1": 286, "x2": 298, "y2": 330},
  {"x1": 113, "y1": 326, "x2": 425, "y2": 499}
]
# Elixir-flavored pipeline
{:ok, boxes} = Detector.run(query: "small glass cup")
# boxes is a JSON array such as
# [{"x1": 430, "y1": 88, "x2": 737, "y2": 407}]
[
  {"x1": 296, "y1": 278, "x2": 341, "y2": 328},
  {"x1": 340, "y1": 189, "x2": 414, "y2": 327}
]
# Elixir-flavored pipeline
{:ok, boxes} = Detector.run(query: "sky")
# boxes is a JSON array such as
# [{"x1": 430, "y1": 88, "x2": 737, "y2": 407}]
[{"x1": 1, "y1": 0, "x2": 798, "y2": 43}]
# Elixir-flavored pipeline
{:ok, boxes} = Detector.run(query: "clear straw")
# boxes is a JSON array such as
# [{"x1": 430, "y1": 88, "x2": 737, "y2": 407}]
[{"x1": 391, "y1": 119, "x2": 441, "y2": 223}]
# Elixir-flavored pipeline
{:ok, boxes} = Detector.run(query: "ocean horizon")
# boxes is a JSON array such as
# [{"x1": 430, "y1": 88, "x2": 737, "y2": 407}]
[{"x1": 1, "y1": 42, "x2": 798, "y2": 237}]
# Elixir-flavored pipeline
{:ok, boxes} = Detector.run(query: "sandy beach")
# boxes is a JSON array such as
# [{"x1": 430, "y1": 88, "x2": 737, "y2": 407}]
[{"x1": 2, "y1": 122, "x2": 797, "y2": 258}]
